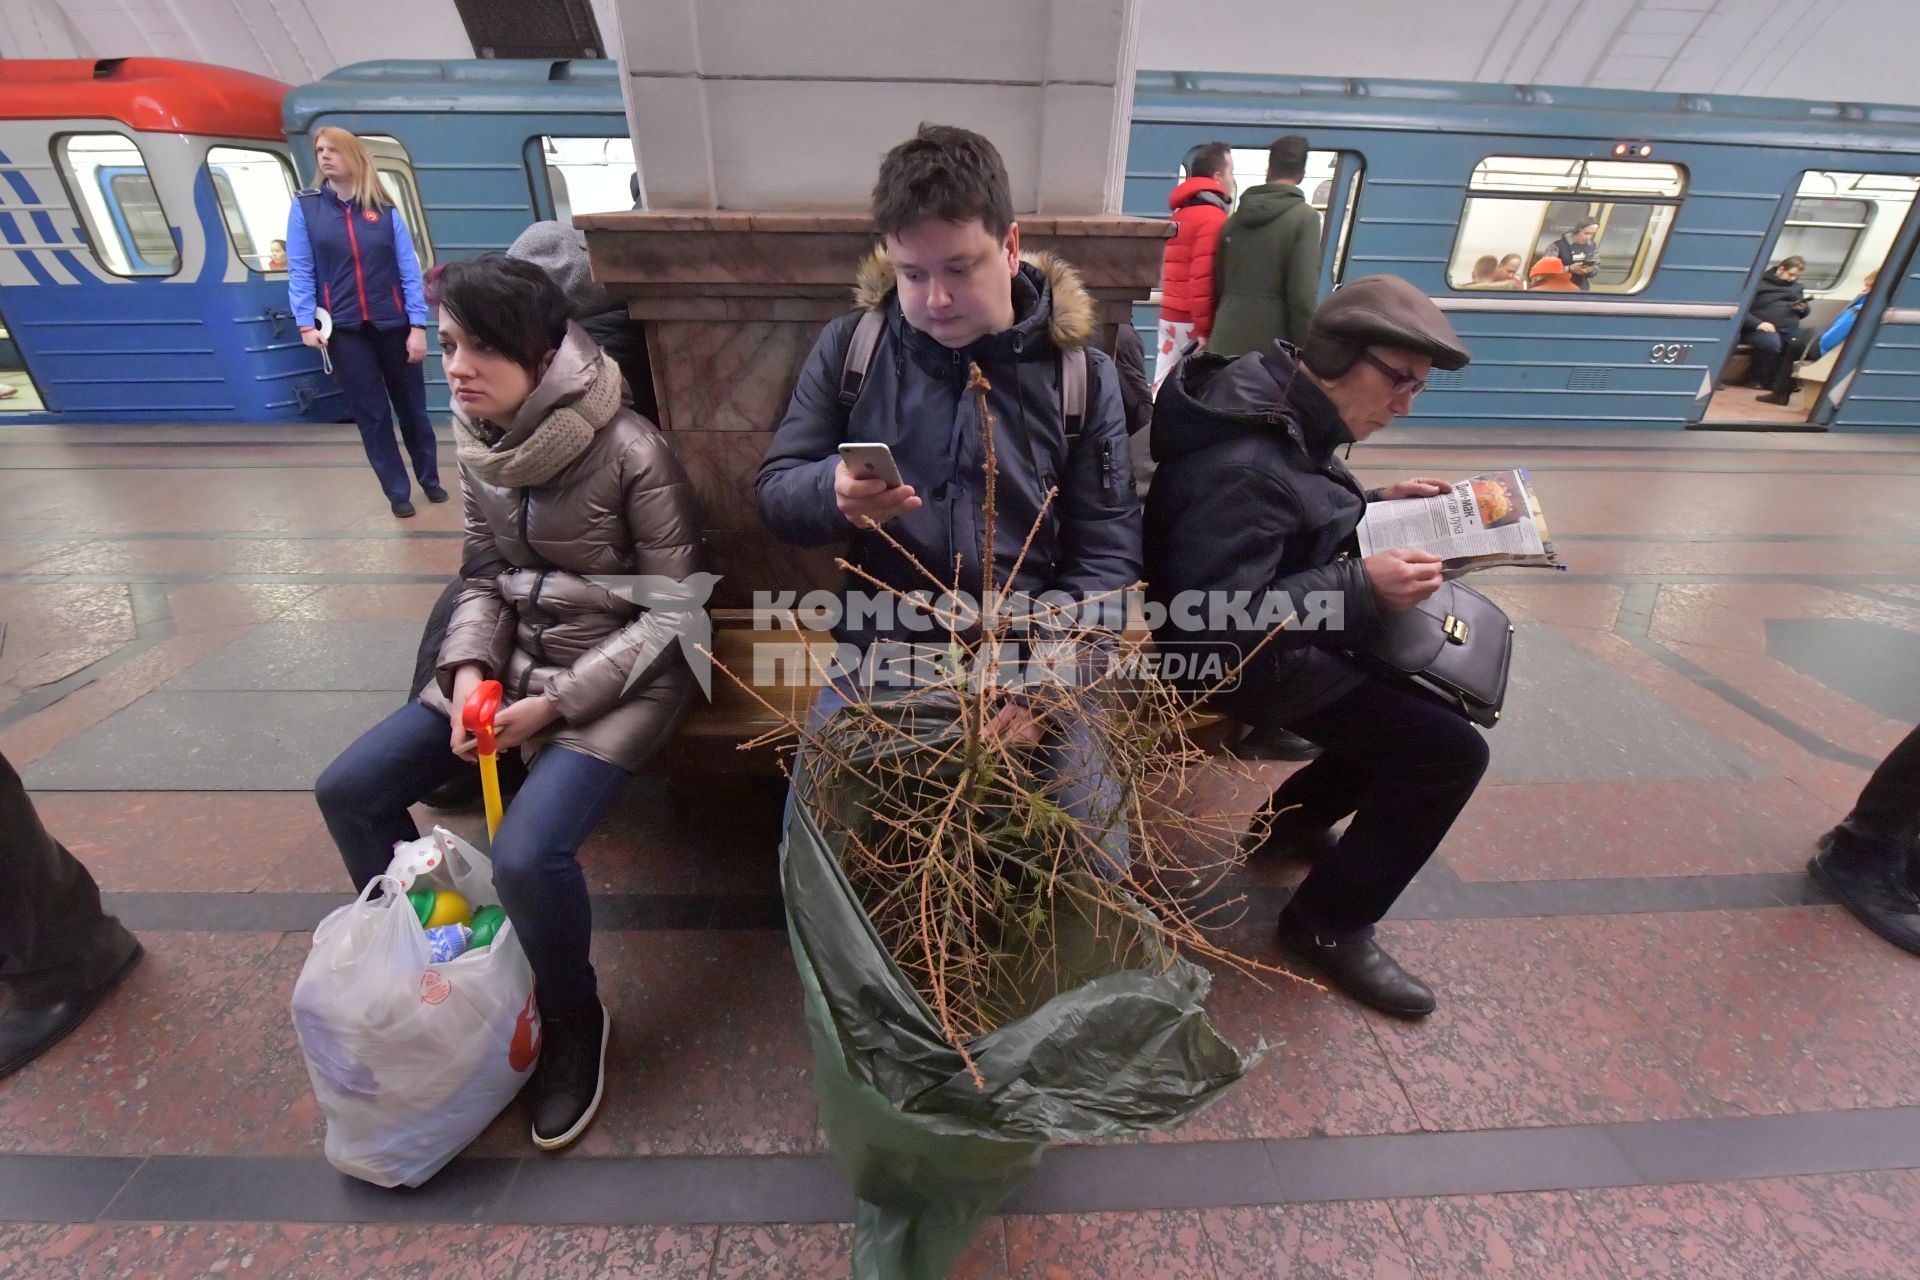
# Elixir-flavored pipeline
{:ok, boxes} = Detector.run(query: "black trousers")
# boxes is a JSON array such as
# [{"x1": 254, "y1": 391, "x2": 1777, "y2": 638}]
[
  {"x1": 1832, "y1": 723, "x2": 1920, "y2": 863},
  {"x1": 1264, "y1": 676, "x2": 1491, "y2": 938},
  {"x1": 1766, "y1": 332, "x2": 1819, "y2": 399},
  {"x1": 0, "y1": 751, "x2": 136, "y2": 1006},
  {"x1": 330, "y1": 322, "x2": 437, "y2": 503}
]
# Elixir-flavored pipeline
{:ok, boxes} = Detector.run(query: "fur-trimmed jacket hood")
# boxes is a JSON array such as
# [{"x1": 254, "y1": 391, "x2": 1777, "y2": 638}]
[
  {"x1": 755, "y1": 247, "x2": 1142, "y2": 651},
  {"x1": 851, "y1": 248, "x2": 1098, "y2": 351}
]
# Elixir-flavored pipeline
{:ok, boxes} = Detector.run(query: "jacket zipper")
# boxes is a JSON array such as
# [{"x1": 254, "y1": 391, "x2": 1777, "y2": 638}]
[
  {"x1": 341, "y1": 201, "x2": 370, "y2": 324},
  {"x1": 516, "y1": 491, "x2": 543, "y2": 688},
  {"x1": 526, "y1": 569, "x2": 551, "y2": 664}
]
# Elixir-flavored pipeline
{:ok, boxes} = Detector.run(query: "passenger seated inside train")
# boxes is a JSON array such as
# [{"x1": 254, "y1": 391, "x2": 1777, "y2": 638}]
[
  {"x1": 1464, "y1": 254, "x2": 1521, "y2": 290},
  {"x1": 1738, "y1": 255, "x2": 1812, "y2": 389},
  {"x1": 266, "y1": 239, "x2": 288, "y2": 272},
  {"x1": 1526, "y1": 255, "x2": 1581, "y2": 292},
  {"x1": 1759, "y1": 268, "x2": 1879, "y2": 405}
]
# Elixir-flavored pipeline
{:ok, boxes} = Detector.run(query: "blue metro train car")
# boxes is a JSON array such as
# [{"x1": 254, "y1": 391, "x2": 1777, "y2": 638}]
[
  {"x1": 0, "y1": 58, "x2": 340, "y2": 424},
  {"x1": 1126, "y1": 73, "x2": 1920, "y2": 431},
  {"x1": 281, "y1": 59, "x2": 632, "y2": 413}
]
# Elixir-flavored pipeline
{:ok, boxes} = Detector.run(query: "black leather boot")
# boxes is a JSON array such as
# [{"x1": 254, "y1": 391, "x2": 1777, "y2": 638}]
[
  {"x1": 1277, "y1": 910, "x2": 1435, "y2": 1018},
  {"x1": 0, "y1": 937, "x2": 144, "y2": 1079},
  {"x1": 1242, "y1": 802, "x2": 1340, "y2": 863},
  {"x1": 530, "y1": 1001, "x2": 610, "y2": 1150},
  {"x1": 1810, "y1": 829, "x2": 1920, "y2": 957},
  {"x1": 1231, "y1": 725, "x2": 1323, "y2": 762}
]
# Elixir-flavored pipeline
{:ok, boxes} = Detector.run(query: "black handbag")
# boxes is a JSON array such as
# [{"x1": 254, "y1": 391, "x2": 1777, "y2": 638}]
[{"x1": 1349, "y1": 581, "x2": 1514, "y2": 728}]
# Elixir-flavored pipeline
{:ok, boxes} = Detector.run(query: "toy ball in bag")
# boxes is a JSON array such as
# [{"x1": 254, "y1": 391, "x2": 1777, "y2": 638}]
[
  {"x1": 425, "y1": 923, "x2": 472, "y2": 963},
  {"x1": 408, "y1": 889, "x2": 472, "y2": 930},
  {"x1": 468, "y1": 905, "x2": 506, "y2": 951}
]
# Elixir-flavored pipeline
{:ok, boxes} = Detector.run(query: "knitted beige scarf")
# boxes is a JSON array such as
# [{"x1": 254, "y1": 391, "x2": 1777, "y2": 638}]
[{"x1": 453, "y1": 353, "x2": 623, "y2": 487}]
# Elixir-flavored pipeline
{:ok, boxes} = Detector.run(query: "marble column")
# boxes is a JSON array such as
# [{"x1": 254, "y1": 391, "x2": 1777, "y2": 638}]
[{"x1": 585, "y1": 0, "x2": 1163, "y2": 753}]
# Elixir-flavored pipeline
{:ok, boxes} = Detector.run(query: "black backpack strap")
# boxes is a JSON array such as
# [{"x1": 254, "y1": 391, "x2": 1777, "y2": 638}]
[
  {"x1": 838, "y1": 308, "x2": 887, "y2": 411},
  {"x1": 1059, "y1": 345, "x2": 1087, "y2": 444}
]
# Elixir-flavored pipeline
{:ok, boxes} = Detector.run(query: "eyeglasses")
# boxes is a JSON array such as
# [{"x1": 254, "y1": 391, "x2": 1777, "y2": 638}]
[{"x1": 1359, "y1": 350, "x2": 1427, "y2": 398}]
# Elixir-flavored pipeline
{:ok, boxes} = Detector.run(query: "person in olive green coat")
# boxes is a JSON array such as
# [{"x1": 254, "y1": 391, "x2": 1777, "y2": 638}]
[{"x1": 1209, "y1": 135, "x2": 1323, "y2": 358}]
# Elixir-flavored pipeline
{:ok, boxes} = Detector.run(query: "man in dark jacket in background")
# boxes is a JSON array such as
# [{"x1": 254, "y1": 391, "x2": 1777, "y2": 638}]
[
  {"x1": 758, "y1": 123, "x2": 1141, "y2": 870},
  {"x1": 1740, "y1": 255, "x2": 1812, "y2": 389},
  {"x1": 1208, "y1": 135, "x2": 1321, "y2": 358},
  {"x1": 1143, "y1": 276, "x2": 1483, "y2": 1017}
]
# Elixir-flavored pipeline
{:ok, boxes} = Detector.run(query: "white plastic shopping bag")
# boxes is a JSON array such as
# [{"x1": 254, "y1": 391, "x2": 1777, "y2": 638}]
[{"x1": 291, "y1": 827, "x2": 540, "y2": 1187}]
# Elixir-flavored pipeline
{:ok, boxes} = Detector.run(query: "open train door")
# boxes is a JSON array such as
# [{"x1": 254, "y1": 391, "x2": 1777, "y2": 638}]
[
  {"x1": 1823, "y1": 194, "x2": 1920, "y2": 430},
  {"x1": 1314, "y1": 151, "x2": 1365, "y2": 297},
  {"x1": 1694, "y1": 170, "x2": 1920, "y2": 429}
]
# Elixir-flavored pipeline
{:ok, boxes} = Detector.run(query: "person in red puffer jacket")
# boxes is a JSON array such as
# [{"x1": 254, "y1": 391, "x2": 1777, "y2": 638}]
[{"x1": 1154, "y1": 141, "x2": 1234, "y2": 392}]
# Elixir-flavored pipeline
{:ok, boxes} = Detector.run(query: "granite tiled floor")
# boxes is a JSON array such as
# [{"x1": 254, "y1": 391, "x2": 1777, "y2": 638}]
[{"x1": 3, "y1": 424, "x2": 1919, "y2": 1276}]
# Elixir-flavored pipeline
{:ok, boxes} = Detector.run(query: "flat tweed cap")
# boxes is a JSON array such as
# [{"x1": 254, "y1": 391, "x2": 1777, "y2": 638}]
[{"x1": 1302, "y1": 275, "x2": 1471, "y2": 375}]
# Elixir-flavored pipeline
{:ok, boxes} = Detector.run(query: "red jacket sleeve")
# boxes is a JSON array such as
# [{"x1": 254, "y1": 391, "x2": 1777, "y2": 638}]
[{"x1": 1190, "y1": 206, "x2": 1228, "y2": 339}]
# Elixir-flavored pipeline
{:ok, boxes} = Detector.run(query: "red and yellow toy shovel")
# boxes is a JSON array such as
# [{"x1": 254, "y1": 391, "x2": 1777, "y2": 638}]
[{"x1": 462, "y1": 679, "x2": 506, "y2": 840}]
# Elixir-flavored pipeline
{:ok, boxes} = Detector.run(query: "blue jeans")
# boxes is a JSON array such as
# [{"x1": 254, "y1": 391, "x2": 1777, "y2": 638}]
[
  {"x1": 329, "y1": 322, "x2": 436, "y2": 503},
  {"x1": 788, "y1": 677, "x2": 1130, "y2": 878},
  {"x1": 315, "y1": 700, "x2": 629, "y2": 1012}
]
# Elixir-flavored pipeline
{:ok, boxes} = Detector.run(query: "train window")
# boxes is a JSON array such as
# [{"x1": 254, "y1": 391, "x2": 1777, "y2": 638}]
[
  {"x1": 357, "y1": 136, "x2": 434, "y2": 267},
  {"x1": 1220, "y1": 148, "x2": 1363, "y2": 281},
  {"x1": 1447, "y1": 156, "x2": 1686, "y2": 294},
  {"x1": 54, "y1": 133, "x2": 179, "y2": 277},
  {"x1": 534, "y1": 137, "x2": 638, "y2": 220},
  {"x1": 1767, "y1": 171, "x2": 1919, "y2": 299},
  {"x1": 206, "y1": 146, "x2": 297, "y2": 273}
]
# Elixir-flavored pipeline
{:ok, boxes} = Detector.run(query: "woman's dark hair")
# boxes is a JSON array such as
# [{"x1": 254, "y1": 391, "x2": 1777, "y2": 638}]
[
  {"x1": 426, "y1": 254, "x2": 570, "y2": 370},
  {"x1": 1571, "y1": 218, "x2": 1601, "y2": 235},
  {"x1": 872, "y1": 123, "x2": 1014, "y2": 241}
]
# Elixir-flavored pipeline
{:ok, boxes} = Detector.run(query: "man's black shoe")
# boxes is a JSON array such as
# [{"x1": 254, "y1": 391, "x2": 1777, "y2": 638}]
[
  {"x1": 1757, "y1": 392, "x2": 1793, "y2": 406},
  {"x1": 1232, "y1": 726, "x2": 1323, "y2": 762},
  {"x1": 1810, "y1": 832, "x2": 1920, "y2": 957},
  {"x1": 1277, "y1": 913, "x2": 1435, "y2": 1018},
  {"x1": 530, "y1": 1001, "x2": 609, "y2": 1150},
  {"x1": 391, "y1": 500, "x2": 417, "y2": 519},
  {"x1": 423, "y1": 484, "x2": 450, "y2": 504},
  {"x1": 0, "y1": 939, "x2": 144, "y2": 1079},
  {"x1": 1242, "y1": 806, "x2": 1340, "y2": 863}
]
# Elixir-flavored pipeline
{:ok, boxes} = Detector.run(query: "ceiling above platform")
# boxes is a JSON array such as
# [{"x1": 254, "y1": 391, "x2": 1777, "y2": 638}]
[{"x1": 3, "y1": 0, "x2": 1915, "y2": 110}]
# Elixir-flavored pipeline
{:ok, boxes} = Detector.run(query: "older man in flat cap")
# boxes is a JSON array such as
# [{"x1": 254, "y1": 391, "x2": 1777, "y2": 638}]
[{"x1": 1143, "y1": 275, "x2": 1484, "y2": 1018}]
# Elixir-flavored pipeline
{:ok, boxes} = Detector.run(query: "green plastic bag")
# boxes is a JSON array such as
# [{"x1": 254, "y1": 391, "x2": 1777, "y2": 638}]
[{"x1": 783, "y1": 691, "x2": 1256, "y2": 1279}]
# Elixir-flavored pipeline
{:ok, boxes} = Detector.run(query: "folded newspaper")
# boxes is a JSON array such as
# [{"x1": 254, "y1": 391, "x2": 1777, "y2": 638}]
[{"x1": 1356, "y1": 469, "x2": 1565, "y2": 576}]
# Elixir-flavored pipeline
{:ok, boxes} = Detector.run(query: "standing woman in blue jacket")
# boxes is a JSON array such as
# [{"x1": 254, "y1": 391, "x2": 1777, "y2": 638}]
[{"x1": 288, "y1": 127, "x2": 443, "y2": 517}]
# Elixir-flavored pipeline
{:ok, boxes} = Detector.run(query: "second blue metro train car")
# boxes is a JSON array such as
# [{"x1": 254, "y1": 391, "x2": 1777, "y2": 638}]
[
  {"x1": 1126, "y1": 73, "x2": 1920, "y2": 431},
  {"x1": 281, "y1": 59, "x2": 633, "y2": 413}
]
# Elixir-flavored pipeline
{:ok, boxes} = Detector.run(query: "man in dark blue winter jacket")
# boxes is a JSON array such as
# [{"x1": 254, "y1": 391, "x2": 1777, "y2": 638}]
[{"x1": 757, "y1": 123, "x2": 1141, "y2": 868}]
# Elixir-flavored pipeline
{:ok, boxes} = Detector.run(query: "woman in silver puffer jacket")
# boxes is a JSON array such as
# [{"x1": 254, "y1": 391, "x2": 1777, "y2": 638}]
[{"x1": 315, "y1": 255, "x2": 707, "y2": 1152}]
